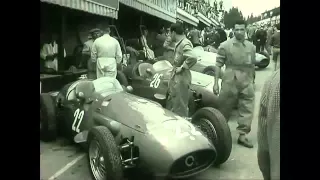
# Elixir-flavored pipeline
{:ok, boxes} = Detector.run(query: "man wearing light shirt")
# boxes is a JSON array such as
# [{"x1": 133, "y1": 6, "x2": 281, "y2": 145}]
[
  {"x1": 91, "y1": 25, "x2": 122, "y2": 79},
  {"x1": 40, "y1": 34, "x2": 66, "y2": 72}
]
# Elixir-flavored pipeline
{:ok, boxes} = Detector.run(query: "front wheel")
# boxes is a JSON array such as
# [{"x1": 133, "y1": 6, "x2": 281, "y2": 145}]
[
  {"x1": 87, "y1": 126, "x2": 123, "y2": 180},
  {"x1": 191, "y1": 107, "x2": 232, "y2": 166}
]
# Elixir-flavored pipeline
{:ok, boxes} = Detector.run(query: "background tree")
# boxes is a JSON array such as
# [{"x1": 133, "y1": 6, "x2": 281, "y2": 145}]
[{"x1": 223, "y1": 7, "x2": 245, "y2": 29}]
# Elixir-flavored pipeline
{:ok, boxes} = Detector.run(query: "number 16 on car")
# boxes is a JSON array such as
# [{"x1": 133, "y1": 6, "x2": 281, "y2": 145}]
[{"x1": 72, "y1": 108, "x2": 84, "y2": 133}]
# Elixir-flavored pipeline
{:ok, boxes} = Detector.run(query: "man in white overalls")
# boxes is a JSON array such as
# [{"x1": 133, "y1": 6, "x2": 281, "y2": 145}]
[
  {"x1": 40, "y1": 34, "x2": 66, "y2": 72},
  {"x1": 91, "y1": 26, "x2": 122, "y2": 79}
]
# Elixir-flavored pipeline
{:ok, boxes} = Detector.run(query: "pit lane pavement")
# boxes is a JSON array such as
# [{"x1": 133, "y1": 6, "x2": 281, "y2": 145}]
[{"x1": 40, "y1": 62, "x2": 275, "y2": 180}]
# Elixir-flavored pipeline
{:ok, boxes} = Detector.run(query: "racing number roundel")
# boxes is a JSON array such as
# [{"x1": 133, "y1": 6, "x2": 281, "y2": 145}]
[
  {"x1": 150, "y1": 73, "x2": 163, "y2": 88},
  {"x1": 72, "y1": 108, "x2": 84, "y2": 133}
]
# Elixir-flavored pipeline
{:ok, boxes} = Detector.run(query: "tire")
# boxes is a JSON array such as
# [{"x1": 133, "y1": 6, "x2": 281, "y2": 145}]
[
  {"x1": 191, "y1": 107, "x2": 232, "y2": 166},
  {"x1": 202, "y1": 66, "x2": 216, "y2": 76},
  {"x1": 257, "y1": 59, "x2": 270, "y2": 69},
  {"x1": 40, "y1": 93, "x2": 57, "y2": 142},
  {"x1": 116, "y1": 71, "x2": 129, "y2": 86},
  {"x1": 87, "y1": 126, "x2": 123, "y2": 180}
]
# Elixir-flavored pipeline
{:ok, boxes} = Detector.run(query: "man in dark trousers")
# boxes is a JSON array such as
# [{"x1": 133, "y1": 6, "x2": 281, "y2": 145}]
[
  {"x1": 166, "y1": 23, "x2": 197, "y2": 117},
  {"x1": 255, "y1": 25, "x2": 267, "y2": 52},
  {"x1": 268, "y1": 23, "x2": 280, "y2": 70},
  {"x1": 213, "y1": 20, "x2": 256, "y2": 148},
  {"x1": 258, "y1": 70, "x2": 280, "y2": 180}
]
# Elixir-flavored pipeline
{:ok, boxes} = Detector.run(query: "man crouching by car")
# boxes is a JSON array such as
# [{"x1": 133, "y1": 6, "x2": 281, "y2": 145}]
[{"x1": 166, "y1": 23, "x2": 197, "y2": 117}]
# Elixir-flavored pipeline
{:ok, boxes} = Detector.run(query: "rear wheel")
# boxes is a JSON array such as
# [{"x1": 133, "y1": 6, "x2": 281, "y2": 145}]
[
  {"x1": 191, "y1": 107, "x2": 232, "y2": 166},
  {"x1": 87, "y1": 126, "x2": 123, "y2": 180},
  {"x1": 40, "y1": 93, "x2": 57, "y2": 142},
  {"x1": 202, "y1": 66, "x2": 216, "y2": 76}
]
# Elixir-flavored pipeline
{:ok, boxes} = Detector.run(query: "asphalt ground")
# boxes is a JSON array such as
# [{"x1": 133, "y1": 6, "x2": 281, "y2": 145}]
[{"x1": 40, "y1": 61, "x2": 275, "y2": 180}]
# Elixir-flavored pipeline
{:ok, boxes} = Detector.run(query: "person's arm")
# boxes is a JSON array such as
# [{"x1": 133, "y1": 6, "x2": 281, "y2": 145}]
[
  {"x1": 215, "y1": 43, "x2": 227, "y2": 84},
  {"x1": 115, "y1": 41, "x2": 123, "y2": 64},
  {"x1": 181, "y1": 43, "x2": 197, "y2": 70},
  {"x1": 91, "y1": 41, "x2": 97, "y2": 63}
]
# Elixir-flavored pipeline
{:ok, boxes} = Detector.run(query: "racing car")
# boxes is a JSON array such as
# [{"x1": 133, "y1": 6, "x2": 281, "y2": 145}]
[
  {"x1": 122, "y1": 60, "x2": 223, "y2": 116},
  {"x1": 191, "y1": 46, "x2": 270, "y2": 76},
  {"x1": 40, "y1": 77, "x2": 232, "y2": 180}
]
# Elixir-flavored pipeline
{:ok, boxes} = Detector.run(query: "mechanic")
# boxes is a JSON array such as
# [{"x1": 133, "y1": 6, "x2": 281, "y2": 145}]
[
  {"x1": 91, "y1": 25, "x2": 122, "y2": 79},
  {"x1": 257, "y1": 70, "x2": 280, "y2": 180},
  {"x1": 163, "y1": 28, "x2": 176, "y2": 64},
  {"x1": 166, "y1": 23, "x2": 197, "y2": 117},
  {"x1": 213, "y1": 19, "x2": 256, "y2": 148},
  {"x1": 82, "y1": 28, "x2": 101, "y2": 79},
  {"x1": 140, "y1": 26, "x2": 155, "y2": 60},
  {"x1": 187, "y1": 26, "x2": 202, "y2": 47},
  {"x1": 40, "y1": 33, "x2": 66, "y2": 72},
  {"x1": 267, "y1": 23, "x2": 280, "y2": 70}
]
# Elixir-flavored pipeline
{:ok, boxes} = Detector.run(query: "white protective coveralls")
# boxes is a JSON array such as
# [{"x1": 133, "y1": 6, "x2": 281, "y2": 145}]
[
  {"x1": 40, "y1": 41, "x2": 66, "y2": 71},
  {"x1": 91, "y1": 34, "x2": 122, "y2": 79}
]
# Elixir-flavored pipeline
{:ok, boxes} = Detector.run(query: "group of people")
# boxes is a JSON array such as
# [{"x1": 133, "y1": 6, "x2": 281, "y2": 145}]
[{"x1": 41, "y1": 20, "x2": 279, "y2": 180}]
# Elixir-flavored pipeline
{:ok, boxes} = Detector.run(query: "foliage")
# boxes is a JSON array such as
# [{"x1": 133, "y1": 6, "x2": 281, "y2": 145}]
[{"x1": 223, "y1": 7, "x2": 245, "y2": 29}]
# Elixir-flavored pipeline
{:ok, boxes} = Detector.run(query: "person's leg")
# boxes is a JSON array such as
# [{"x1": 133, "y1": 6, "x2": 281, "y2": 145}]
[
  {"x1": 165, "y1": 74, "x2": 189, "y2": 117},
  {"x1": 217, "y1": 81, "x2": 238, "y2": 120},
  {"x1": 237, "y1": 83, "x2": 255, "y2": 148}
]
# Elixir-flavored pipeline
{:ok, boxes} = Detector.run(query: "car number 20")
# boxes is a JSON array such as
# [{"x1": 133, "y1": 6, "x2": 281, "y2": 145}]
[
  {"x1": 72, "y1": 108, "x2": 84, "y2": 133},
  {"x1": 150, "y1": 73, "x2": 163, "y2": 88}
]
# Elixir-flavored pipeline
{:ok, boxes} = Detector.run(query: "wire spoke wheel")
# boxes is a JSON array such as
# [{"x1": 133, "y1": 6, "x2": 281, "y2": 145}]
[
  {"x1": 193, "y1": 118, "x2": 218, "y2": 144},
  {"x1": 89, "y1": 139, "x2": 107, "y2": 180}
]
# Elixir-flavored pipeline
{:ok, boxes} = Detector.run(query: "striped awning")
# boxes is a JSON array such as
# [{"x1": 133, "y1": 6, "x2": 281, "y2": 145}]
[
  {"x1": 177, "y1": 8, "x2": 199, "y2": 27},
  {"x1": 120, "y1": 0, "x2": 176, "y2": 23},
  {"x1": 40, "y1": 0, "x2": 119, "y2": 19},
  {"x1": 210, "y1": 18, "x2": 219, "y2": 26},
  {"x1": 195, "y1": 13, "x2": 211, "y2": 27}
]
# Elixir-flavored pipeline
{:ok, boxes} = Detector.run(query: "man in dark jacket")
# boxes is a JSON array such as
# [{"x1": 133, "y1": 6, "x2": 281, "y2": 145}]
[
  {"x1": 255, "y1": 25, "x2": 267, "y2": 52},
  {"x1": 216, "y1": 26, "x2": 227, "y2": 45}
]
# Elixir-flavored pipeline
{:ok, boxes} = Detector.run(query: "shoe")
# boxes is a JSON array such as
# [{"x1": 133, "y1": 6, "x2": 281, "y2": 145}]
[{"x1": 237, "y1": 135, "x2": 254, "y2": 148}]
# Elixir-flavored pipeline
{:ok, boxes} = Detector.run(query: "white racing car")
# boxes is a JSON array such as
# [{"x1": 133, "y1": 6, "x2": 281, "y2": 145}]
[{"x1": 190, "y1": 46, "x2": 270, "y2": 77}]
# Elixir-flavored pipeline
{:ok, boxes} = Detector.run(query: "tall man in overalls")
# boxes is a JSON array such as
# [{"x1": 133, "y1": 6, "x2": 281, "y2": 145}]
[
  {"x1": 166, "y1": 23, "x2": 198, "y2": 117},
  {"x1": 213, "y1": 20, "x2": 256, "y2": 148}
]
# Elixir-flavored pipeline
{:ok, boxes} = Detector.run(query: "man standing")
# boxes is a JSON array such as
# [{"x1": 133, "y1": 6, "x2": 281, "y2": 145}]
[
  {"x1": 40, "y1": 33, "x2": 66, "y2": 72},
  {"x1": 268, "y1": 23, "x2": 280, "y2": 70},
  {"x1": 257, "y1": 70, "x2": 280, "y2": 180},
  {"x1": 91, "y1": 25, "x2": 122, "y2": 79},
  {"x1": 188, "y1": 26, "x2": 201, "y2": 47},
  {"x1": 82, "y1": 29, "x2": 101, "y2": 79},
  {"x1": 256, "y1": 25, "x2": 267, "y2": 52},
  {"x1": 216, "y1": 25, "x2": 227, "y2": 46},
  {"x1": 213, "y1": 20, "x2": 256, "y2": 148},
  {"x1": 163, "y1": 28, "x2": 176, "y2": 64},
  {"x1": 166, "y1": 23, "x2": 197, "y2": 117}
]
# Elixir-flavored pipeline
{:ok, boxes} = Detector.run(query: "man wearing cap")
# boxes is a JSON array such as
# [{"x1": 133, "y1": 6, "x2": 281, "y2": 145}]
[
  {"x1": 82, "y1": 29, "x2": 101, "y2": 79},
  {"x1": 91, "y1": 25, "x2": 122, "y2": 79},
  {"x1": 213, "y1": 20, "x2": 256, "y2": 148}
]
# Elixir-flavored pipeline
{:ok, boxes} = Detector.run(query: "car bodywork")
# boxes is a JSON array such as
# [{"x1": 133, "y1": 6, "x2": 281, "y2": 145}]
[
  {"x1": 123, "y1": 60, "x2": 222, "y2": 114},
  {"x1": 45, "y1": 78, "x2": 217, "y2": 178},
  {"x1": 191, "y1": 46, "x2": 270, "y2": 76}
]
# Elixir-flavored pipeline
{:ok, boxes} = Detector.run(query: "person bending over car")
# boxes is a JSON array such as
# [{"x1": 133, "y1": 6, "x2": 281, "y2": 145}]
[
  {"x1": 166, "y1": 23, "x2": 197, "y2": 117},
  {"x1": 213, "y1": 20, "x2": 256, "y2": 148}
]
